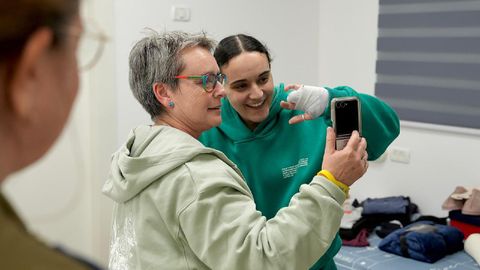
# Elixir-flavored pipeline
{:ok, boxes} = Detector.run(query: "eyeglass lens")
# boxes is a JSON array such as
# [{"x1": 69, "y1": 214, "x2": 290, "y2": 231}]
[
  {"x1": 76, "y1": 21, "x2": 108, "y2": 71},
  {"x1": 203, "y1": 74, "x2": 226, "y2": 92}
]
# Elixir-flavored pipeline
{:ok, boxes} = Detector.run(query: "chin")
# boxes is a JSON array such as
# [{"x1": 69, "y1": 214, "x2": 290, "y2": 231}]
[
  {"x1": 209, "y1": 117, "x2": 222, "y2": 128},
  {"x1": 253, "y1": 110, "x2": 269, "y2": 122}
]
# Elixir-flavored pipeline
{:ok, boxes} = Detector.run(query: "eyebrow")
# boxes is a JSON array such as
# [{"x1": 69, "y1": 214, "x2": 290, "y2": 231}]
[
  {"x1": 203, "y1": 71, "x2": 220, "y2": 75},
  {"x1": 230, "y1": 70, "x2": 271, "y2": 85},
  {"x1": 180, "y1": 68, "x2": 219, "y2": 76}
]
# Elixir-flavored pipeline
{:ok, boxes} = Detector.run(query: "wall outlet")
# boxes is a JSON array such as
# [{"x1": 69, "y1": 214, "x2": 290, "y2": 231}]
[{"x1": 389, "y1": 147, "x2": 411, "y2": 164}]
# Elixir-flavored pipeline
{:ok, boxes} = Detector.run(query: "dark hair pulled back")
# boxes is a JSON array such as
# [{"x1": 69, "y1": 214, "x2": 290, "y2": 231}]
[{"x1": 214, "y1": 34, "x2": 271, "y2": 69}]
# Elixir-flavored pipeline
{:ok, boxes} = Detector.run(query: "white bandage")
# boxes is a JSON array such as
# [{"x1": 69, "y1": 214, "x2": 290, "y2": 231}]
[{"x1": 286, "y1": 85, "x2": 329, "y2": 119}]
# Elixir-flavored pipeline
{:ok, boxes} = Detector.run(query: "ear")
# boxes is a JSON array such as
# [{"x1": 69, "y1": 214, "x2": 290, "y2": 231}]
[
  {"x1": 8, "y1": 27, "x2": 53, "y2": 119},
  {"x1": 153, "y1": 82, "x2": 174, "y2": 108}
]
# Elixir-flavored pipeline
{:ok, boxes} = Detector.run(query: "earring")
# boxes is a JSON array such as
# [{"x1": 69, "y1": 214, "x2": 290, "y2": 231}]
[{"x1": 168, "y1": 101, "x2": 175, "y2": 108}]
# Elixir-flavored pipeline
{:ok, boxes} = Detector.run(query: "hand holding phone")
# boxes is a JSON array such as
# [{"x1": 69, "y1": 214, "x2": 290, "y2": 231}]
[
  {"x1": 322, "y1": 127, "x2": 368, "y2": 186},
  {"x1": 331, "y1": 97, "x2": 362, "y2": 150}
]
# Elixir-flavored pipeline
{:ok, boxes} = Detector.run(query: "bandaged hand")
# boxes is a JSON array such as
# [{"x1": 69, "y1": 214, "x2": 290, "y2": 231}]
[{"x1": 281, "y1": 84, "x2": 329, "y2": 124}]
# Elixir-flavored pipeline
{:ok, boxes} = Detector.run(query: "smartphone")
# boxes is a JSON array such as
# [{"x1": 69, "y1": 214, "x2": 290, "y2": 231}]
[{"x1": 331, "y1": 97, "x2": 362, "y2": 150}]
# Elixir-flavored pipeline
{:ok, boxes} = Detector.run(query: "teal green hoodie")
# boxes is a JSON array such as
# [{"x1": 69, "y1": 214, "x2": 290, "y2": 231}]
[{"x1": 199, "y1": 85, "x2": 400, "y2": 269}]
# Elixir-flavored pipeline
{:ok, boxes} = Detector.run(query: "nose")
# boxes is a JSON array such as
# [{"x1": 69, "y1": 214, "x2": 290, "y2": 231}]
[
  {"x1": 213, "y1": 82, "x2": 226, "y2": 98},
  {"x1": 249, "y1": 83, "x2": 264, "y2": 99}
]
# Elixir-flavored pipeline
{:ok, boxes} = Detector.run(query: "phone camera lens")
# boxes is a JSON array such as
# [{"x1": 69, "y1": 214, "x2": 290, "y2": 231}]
[{"x1": 336, "y1": 102, "x2": 347, "y2": 108}]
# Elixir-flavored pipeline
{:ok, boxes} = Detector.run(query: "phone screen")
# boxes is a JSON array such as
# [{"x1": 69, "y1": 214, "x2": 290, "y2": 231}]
[{"x1": 335, "y1": 99, "x2": 359, "y2": 137}]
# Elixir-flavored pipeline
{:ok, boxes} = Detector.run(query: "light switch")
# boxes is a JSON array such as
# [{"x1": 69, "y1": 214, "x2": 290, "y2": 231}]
[
  {"x1": 389, "y1": 147, "x2": 411, "y2": 164},
  {"x1": 172, "y1": 6, "x2": 191, "y2": 22}
]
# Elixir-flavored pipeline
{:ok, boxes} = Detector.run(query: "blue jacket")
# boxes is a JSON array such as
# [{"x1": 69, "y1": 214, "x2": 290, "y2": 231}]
[{"x1": 379, "y1": 221, "x2": 464, "y2": 263}]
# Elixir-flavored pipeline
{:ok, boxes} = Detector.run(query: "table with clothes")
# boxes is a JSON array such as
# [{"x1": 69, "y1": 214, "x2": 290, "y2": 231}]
[
  {"x1": 335, "y1": 196, "x2": 480, "y2": 270},
  {"x1": 335, "y1": 233, "x2": 478, "y2": 270}
]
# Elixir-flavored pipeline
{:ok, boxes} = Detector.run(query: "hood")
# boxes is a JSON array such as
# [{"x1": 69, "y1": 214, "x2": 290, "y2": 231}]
[
  {"x1": 218, "y1": 83, "x2": 289, "y2": 142},
  {"x1": 102, "y1": 125, "x2": 211, "y2": 203}
]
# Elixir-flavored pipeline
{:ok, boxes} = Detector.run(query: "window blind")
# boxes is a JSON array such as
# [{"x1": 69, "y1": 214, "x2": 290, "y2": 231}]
[{"x1": 375, "y1": 0, "x2": 480, "y2": 129}]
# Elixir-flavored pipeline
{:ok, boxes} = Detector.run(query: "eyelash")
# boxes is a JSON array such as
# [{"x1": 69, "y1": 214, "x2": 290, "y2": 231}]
[
  {"x1": 231, "y1": 76, "x2": 269, "y2": 91},
  {"x1": 258, "y1": 77, "x2": 269, "y2": 84},
  {"x1": 232, "y1": 84, "x2": 247, "y2": 90}
]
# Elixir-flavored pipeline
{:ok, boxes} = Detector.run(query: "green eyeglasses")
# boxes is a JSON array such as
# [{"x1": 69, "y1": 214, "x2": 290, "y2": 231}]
[{"x1": 175, "y1": 73, "x2": 227, "y2": 92}]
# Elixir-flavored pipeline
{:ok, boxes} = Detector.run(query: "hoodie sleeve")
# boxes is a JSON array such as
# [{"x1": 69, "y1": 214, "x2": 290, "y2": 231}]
[
  {"x1": 324, "y1": 86, "x2": 400, "y2": 160},
  {"x1": 178, "y1": 156, "x2": 345, "y2": 270}
]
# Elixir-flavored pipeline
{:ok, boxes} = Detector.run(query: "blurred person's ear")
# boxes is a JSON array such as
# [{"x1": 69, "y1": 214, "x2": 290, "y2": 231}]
[{"x1": 9, "y1": 27, "x2": 53, "y2": 120}]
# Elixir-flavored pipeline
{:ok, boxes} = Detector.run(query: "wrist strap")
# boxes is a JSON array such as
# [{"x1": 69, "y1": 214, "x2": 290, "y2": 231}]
[{"x1": 318, "y1": 169, "x2": 349, "y2": 195}]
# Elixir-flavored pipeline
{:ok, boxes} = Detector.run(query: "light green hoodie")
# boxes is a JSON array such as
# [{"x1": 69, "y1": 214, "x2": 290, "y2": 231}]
[{"x1": 103, "y1": 125, "x2": 346, "y2": 270}]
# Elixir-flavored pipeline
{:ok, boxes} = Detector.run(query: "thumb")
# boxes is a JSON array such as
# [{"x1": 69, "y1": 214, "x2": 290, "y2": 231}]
[
  {"x1": 287, "y1": 90, "x2": 301, "y2": 104},
  {"x1": 325, "y1": 127, "x2": 336, "y2": 154}
]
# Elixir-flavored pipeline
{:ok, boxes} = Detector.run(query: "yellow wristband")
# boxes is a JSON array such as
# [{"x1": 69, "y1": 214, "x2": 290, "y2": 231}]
[{"x1": 317, "y1": 170, "x2": 350, "y2": 195}]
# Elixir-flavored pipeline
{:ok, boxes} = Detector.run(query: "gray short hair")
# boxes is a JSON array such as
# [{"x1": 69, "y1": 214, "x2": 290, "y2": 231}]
[{"x1": 128, "y1": 30, "x2": 216, "y2": 119}]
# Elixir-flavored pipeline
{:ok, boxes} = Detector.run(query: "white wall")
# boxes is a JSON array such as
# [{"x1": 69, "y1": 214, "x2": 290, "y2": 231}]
[
  {"x1": 318, "y1": 0, "x2": 480, "y2": 217},
  {"x1": 115, "y1": 0, "x2": 321, "y2": 141}
]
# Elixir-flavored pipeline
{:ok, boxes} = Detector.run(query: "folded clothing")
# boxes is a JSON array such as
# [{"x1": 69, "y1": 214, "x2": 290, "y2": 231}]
[
  {"x1": 362, "y1": 196, "x2": 411, "y2": 215},
  {"x1": 361, "y1": 202, "x2": 417, "y2": 227},
  {"x1": 341, "y1": 205, "x2": 363, "y2": 229},
  {"x1": 340, "y1": 198, "x2": 417, "y2": 241},
  {"x1": 374, "y1": 215, "x2": 447, "y2": 239},
  {"x1": 449, "y1": 210, "x2": 480, "y2": 226},
  {"x1": 413, "y1": 215, "x2": 448, "y2": 225},
  {"x1": 379, "y1": 221, "x2": 464, "y2": 263},
  {"x1": 375, "y1": 220, "x2": 402, "y2": 238},
  {"x1": 342, "y1": 228, "x2": 370, "y2": 247},
  {"x1": 340, "y1": 216, "x2": 373, "y2": 240},
  {"x1": 340, "y1": 214, "x2": 410, "y2": 241},
  {"x1": 450, "y1": 219, "x2": 480, "y2": 239}
]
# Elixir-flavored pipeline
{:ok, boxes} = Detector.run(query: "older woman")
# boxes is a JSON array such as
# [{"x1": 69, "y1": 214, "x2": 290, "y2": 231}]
[
  {"x1": 0, "y1": 0, "x2": 98, "y2": 269},
  {"x1": 103, "y1": 31, "x2": 368, "y2": 270}
]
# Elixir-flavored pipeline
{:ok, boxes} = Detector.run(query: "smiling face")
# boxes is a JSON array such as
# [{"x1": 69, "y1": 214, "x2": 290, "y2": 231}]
[
  {"x1": 221, "y1": 51, "x2": 274, "y2": 130},
  {"x1": 170, "y1": 46, "x2": 225, "y2": 137}
]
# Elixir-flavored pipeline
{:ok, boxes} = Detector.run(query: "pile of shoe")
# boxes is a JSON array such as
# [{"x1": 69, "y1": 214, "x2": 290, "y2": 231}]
[{"x1": 442, "y1": 186, "x2": 480, "y2": 239}]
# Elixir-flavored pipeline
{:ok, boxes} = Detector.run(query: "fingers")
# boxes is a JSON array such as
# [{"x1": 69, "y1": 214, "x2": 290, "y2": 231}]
[
  {"x1": 358, "y1": 137, "x2": 367, "y2": 153},
  {"x1": 343, "y1": 131, "x2": 368, "y2": 170},
  {"x1": 280, "y1": 101, "x2": 296, "y2": 110},
  {"x1": 283, "y1": 90, "x2": 300, "y2": 111},
  {"x1": 362, "y1": 151, "x2": 369, "y2": 168},
  {"x1": 324, "y1": 127, "x2": 336, "y2": 154},
  {"x1": 284, "y1": 84, "x2": 302, "y2": 91},
  {"x1": 288, "y1": 113, "x2": 311, "y2": 125},
  {"x1": 286, "y1": 90, "x2": 301, "y2": 104},
  {"x1": 359, "y1": 141, "x2": 368, "y2": 171},
  {"x1": 344, "y1": 130, "x2": 361, "y2": 150},
  {"x1": 321, "y1": 130, "x2": 369, "y2": 187}
]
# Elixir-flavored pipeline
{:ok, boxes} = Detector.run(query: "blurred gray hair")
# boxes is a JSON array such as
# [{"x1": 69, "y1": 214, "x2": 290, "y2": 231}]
[{"x1": 128, "y1": 30, "x2": 216, "y2": 119}]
